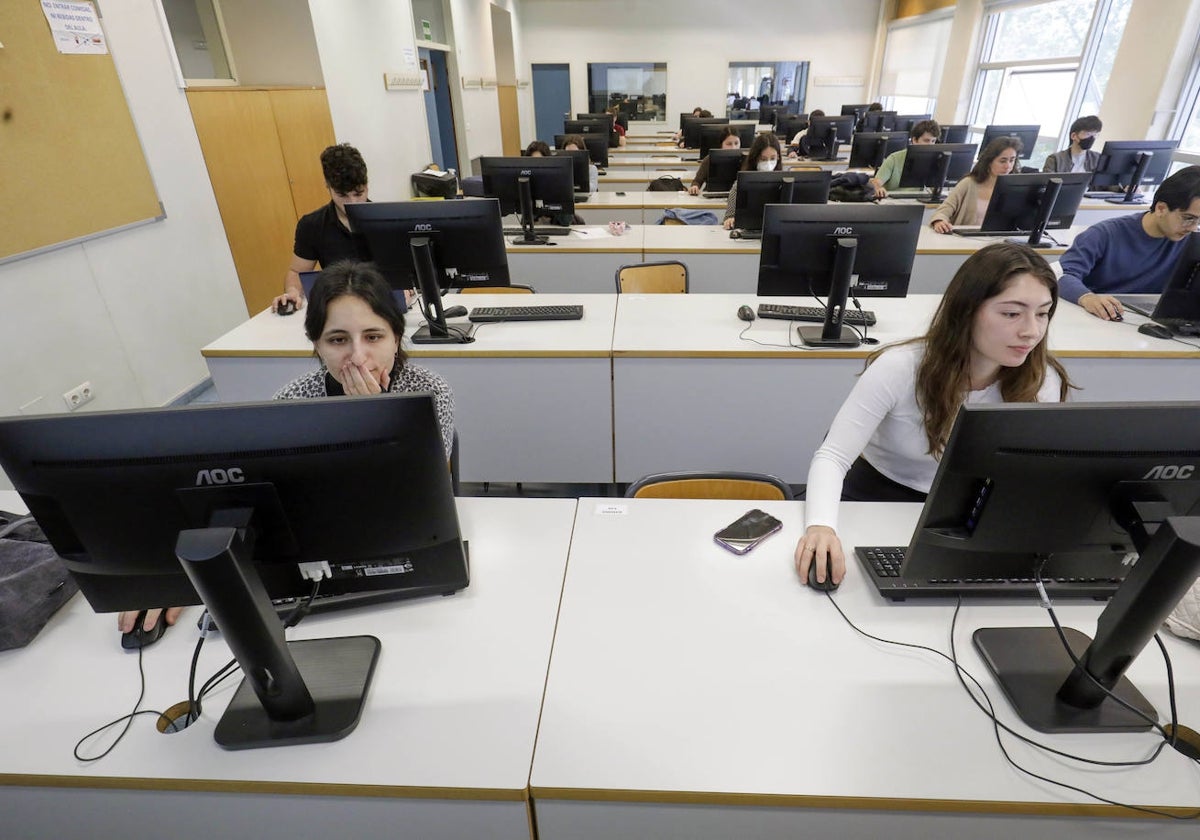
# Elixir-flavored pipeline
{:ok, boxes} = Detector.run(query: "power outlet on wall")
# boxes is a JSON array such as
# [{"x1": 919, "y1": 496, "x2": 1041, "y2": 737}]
[{"x1": 63, "y1": 381, "x2": 94, "y2": 411}]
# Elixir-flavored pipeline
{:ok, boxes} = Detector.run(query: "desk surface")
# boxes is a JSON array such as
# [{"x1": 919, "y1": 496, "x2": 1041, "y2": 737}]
[
  {"x1": 0, "y1": 496, "x2": 576, "y2": 801},
  {"x1": 532, "y1": 498, "x2": 1200, "y2": 826}
]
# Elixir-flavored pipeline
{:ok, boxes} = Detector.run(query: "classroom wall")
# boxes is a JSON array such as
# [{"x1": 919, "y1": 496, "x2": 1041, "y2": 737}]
[
  {"x1": 0, "y1": 0, "x2": 247, "y2": 489},
  {"x1": 219, "y1": 0, "x2": 324, "y2": 86},
  {"x1": 518, "y1": 0, "x2": 882, "y2": 136}
]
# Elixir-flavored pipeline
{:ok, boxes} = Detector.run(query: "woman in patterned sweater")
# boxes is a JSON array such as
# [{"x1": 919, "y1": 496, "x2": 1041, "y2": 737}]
[{"x1": 274, "y1": 260, "x2": 455, "y2": 458}]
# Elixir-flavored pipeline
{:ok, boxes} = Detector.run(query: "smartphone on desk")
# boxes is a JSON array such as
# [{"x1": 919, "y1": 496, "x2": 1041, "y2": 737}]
[{"x1": 713, "y1": 508, "x2": 783, "y2": 555}]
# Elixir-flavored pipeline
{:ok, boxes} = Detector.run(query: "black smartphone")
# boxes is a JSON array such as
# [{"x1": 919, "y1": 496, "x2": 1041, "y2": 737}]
[{"x1": 713, "y1": 508, "x2": 783, "y2": 555}]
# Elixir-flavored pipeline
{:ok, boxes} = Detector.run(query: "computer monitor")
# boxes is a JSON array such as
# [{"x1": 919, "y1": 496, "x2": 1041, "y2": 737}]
[
  {"x1": 940, "y1": 124, "x2": 969, "y2": 143},
  {"x1": 803, "y1": 115, "x2": 856, "y2": 161},
  {"x1": 480, "y1": 155, "x2": 576, "y2": 247},
  {"x1": 758, "y1": 203, "x2": 924, "y2": 347},
  {"x1": 897, "y1": 142, "x2": 978, "y2": 202},
  {"x1": 777, "y1": 115, "x2": 808, "y2": 143},
  {"x1": 891, "y1": 113, "x2": 932, "y2": 133},
  {"x1": 896, "y1": 400, "x2": 1200, "y2": 734},
  {"x1": 698, "y1": 123, "x2": 756, "y2": 159},
  {"x1": 575, "y1": 113, "x2": 617, "y2": 147},
  {"x1": 702, "y1": 149, "x2": 745, "y2": 193},
  {"x1": 847, "y1": 131, "x2": 909, "y2": 170},
  {"x1": 1148, "y1": 232, "x2": 1200, "y2": 327},
  {"x1": 976, "y1": 171, "x2": 1092, "y2": 247},
  {"x1": 0, "y1": 394, "x2": 469, "y2": 749},
  {"x1": 861, "y1": 111, "x2": 898, "y2": 132},
  {"x1": 554, "y1": 133, "x2": 609, "y2": 169},
  {"x1": 732, "y1": 170, "x2": 831, "y2": 232},
  {"x1": 347, "y1": 199, "x2": 508, "y2": 344},
  {"x1": 681, "y1": 117, "x2": 730, "y2": 149},
  {"x1": 1089, "y1": 140, "x2": 1180, "y2": 205},
  {"x1": 840, "y1": 103, "x2": 872, "y2": 121},
  {"x1": 980, "y1": 124, "x2": 1040, "y2": 160},
  {"x1": 563, "y1": 118, "x2": 609, "y2": 139},
  {"x1": 759, "y1": 104, "x2": 789, "y2": 127},
  {"x1": 555, "y1": 148, "x2": 591, "y2": 194}
]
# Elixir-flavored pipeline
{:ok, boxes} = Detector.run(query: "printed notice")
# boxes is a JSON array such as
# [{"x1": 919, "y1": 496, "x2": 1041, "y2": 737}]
[{"x1": 41, "y1": 0, "x2": 107, "y2": 55}]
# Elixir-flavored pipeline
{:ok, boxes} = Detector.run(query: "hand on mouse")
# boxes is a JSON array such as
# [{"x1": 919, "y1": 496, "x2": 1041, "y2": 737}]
[
  {"x1": 117, "y1": 607, "x2": 183, "y2": 634},
  {"x1": 794, "y1": 525, "x2": 845, "y2": 586},
  {"x1": 1078, "y1": 292, "x2": 1124, "y2": 321},
  {"x1": 723, "y1": 218, "x2": 735, "y2": 230},
  {"x1": 272, "y1": 290, "x2": 304, "y2": 314},
  {"x1": 687, "y1": 184, "x2": 700, "y2": 196},
  {"x1": 340, "y1": 361, "x2": 389, "y2": 396}
]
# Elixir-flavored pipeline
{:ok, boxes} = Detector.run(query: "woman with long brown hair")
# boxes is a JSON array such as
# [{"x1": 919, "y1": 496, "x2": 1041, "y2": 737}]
[
  {"x1": 795, "y1": 242, "x2": 1073, "y2": 587},
  {"x1": 930, "y1": 135, "x2": 1021, "y2": 233}
]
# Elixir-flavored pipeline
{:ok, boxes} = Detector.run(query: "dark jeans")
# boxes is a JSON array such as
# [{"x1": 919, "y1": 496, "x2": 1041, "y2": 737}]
[{"x1": 842, "y1": 456, "x2": 927, "y2": 504}]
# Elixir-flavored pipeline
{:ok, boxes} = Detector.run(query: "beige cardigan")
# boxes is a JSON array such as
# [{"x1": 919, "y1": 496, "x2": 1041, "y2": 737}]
[{"x1": 929, "y1": 177, "x2": 985, "y2": 227}]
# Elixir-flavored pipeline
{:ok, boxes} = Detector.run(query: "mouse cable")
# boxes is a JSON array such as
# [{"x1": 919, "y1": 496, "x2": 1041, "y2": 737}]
[
  {"x1": 825, "y1": 590, "x2": 1180, "y2": 782},
  {"x1": 73, "y1": 645, "x2": 164, "y2": 762}
]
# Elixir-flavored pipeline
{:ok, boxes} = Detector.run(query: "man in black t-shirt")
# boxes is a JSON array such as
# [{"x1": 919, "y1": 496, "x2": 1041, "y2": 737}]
[{"x1": 272, "y1": 144, "x2": 369, "y2": 314}]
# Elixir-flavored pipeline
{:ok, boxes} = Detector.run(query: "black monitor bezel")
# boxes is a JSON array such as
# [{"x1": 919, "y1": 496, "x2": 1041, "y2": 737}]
[
  {"x1": 733, "y1": 170, "x2": 832, "y2": 232},
  {"x1": 848, "y1": 131, "x2": 909, "y2": 170},
  {"x1": 980, "y1": 124, "x2": 1041, "y2": 160}
]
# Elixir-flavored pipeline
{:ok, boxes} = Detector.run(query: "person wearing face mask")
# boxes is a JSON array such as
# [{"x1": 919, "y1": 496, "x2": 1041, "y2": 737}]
[
  {"x1": 929, "y1": 137, "x2": 1022, "y2": 234},
  {"x1": 722, "y1": 132, "x2": 783, "y2": 230},
  {"x1": 688, "y1": 127, "x2": 743, "y2": 195},
  {"x1": 1043, "y1": 115, "x2": 1102, "y2": 174}
]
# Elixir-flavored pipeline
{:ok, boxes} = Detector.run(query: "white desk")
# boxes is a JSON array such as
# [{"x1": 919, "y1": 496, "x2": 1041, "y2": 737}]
[
  {"x1": 0, "y1": 496, "x2": 578, "y2": 840},
  {"x1": 609, "y1": 294, "x2": 1200, "y2": 483},
  {"x1": 531, "y1": 498, "x2": 1200, "y2": 839},
  {"x1": 202, "y1": 294, "x2": 618, "y2": 483},
  {"x1": 641, "y1": 224, "x2": 1082, "y2": 294},
  {"x1": 573, "y1": 191, "x2": 727, "y2": 225},
  {"x1": 505, "y1": 225, "x2": 643, "y2": 293}
]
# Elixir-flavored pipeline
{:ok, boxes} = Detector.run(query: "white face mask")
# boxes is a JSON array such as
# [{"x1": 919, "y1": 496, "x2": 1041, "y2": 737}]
[{"x1": 756, "y1": 159, "x2": 777, "y2": 172}]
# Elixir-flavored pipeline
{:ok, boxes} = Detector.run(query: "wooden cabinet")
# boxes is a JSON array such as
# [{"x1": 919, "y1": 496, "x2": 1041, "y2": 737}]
[{"x1": 187, "y1": 87, "x2": 335, "y2": 314}]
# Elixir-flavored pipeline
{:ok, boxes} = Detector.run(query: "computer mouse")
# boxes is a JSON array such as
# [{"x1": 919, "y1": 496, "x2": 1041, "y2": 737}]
[
  {"x1": 1137, "y1": 322, "x2": 1174, "y2": 340},
  {"x1": 729, "y1": 229, "x2": 743, "y2": 239},
  {"x1": 736, "y1": 304, "x2": 756, "y2": 322},
  {"x1": 807, "y1": 558, "x2": 839, "y2": 592},
  {"x1": 442, "y1": 305, "x2": 468, "y2": 319},
  {"x1": 277, "y1": 300, "x2": 296, "y2": 316},
  {"x1": 121, "y1": 610, "x2": 169, "y2": 650}
]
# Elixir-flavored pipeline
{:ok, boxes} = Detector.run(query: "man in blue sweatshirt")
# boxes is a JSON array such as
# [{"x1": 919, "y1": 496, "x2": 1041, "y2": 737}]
[{"x1": 1057, "y1": 165, "x2": 1200, "y2": 320}]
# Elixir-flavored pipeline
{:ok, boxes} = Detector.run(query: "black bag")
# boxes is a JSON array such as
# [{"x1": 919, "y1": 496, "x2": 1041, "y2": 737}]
[
  {"x1": 647, "y1": 175, "x2": 685, "y2": 192},
  {"x1": 828, "y1": 171, "x2": 878, "y2": 203},
  {"x1": 0, "y1": 512, "x2": 78, "y2": 651},
  {"x1": 412, "y1": 168, "x2": 459, "y2": 198}
]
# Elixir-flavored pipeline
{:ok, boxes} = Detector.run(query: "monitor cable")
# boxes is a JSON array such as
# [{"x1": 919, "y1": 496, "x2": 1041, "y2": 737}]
[
  {"x1": 820, "y1": 590, "x2": 1200, "y2": 818},
  {"x1": 73, "y1": 644, "x2": 163, "y2": 762}
]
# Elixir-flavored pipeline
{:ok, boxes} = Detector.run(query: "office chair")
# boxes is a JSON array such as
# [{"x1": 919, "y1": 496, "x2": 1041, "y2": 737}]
[
  {"x1": 615, "y1": 261, "x2": 689, "y2": 294},
  {"x1": 625, "y1": 470, "x2": 794, "y2": 501},
  {"x1": 458, "y1": 284, "x2": 536, "y2": 294}
]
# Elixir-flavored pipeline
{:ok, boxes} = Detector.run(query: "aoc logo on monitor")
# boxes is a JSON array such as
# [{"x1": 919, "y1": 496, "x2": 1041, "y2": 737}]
[
  {"x1": 833, "y1": 226, "x2": 854, "y2": 236},
  {"x1": 195, "y1": 468, "x2": 246, "y2": 486},
  {"x1": 1143, "y1": 465, "x2": 1195, "y2": 480},
  {"x1": 412, "y1": 223, "x2": 433, "y2": 232}
]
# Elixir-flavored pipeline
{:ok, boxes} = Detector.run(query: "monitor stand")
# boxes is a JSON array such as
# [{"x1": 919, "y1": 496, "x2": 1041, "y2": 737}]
[{"x1": 798, "y1": 238, "x2": 861, "y2": 348}]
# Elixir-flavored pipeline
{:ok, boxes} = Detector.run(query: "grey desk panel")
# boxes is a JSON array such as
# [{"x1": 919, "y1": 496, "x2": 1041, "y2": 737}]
[{"x1": 507, "y1": 251, "x2": 635, "y2": 293}]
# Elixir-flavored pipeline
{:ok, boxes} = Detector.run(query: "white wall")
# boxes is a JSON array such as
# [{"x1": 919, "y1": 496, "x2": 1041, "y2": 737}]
[
  {"x1": 0, "y1": 0, "x2": 247, "y2": 488},
  {"x1": 518, "y1": 0, "x2": 883, "y2": 137},
  {"x1": 220, "y1": 0, "x2": 324, "y2": 86}
]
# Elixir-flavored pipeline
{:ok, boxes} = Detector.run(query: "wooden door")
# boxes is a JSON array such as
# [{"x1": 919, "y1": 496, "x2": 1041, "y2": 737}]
[{"x1": 269, "y1": 89, "x2": 336, "y2": 217}]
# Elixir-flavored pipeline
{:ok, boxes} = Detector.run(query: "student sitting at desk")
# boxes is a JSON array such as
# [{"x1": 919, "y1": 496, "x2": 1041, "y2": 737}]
[
  {"x1": 688, "y1": 126, "x2": 742, "y2": 195},
  {"x1": 868, "y1": 119, "x2": 941, "y2": 199},
  {"x1": 1042, "y1": 115, "x2": 1102, "y2": 174},
  {"x1": 722, "y1": 133, "x2": 783, "y2": 230},
  {"x1": 272, "y1": 144, "x2": 369, "y2": 314},
  {"x1": 794, "y1": 242, "x2": 1072, "y2": 587},
  {"x1": 117, "y1": 261, "x2": 457, "y2": 637},
  {"x1": 556, "y1": 134, "x2": 599, "y2": 194},
  {"x1": 788, "y1": 109, "x2": 824, "y2": 154},
  {"x1": 674, "y1": 107, "x2": 711, "y2": 146},
  {"x1": 929, "y1": 136, "x2": 1021, "y2": 234},
  {"x1": 1056, "y1": 165, "x2": 1200, "y2": 319},
  {"x1": 525, "y1": 140, "x2": 551, "y2": 157},
  {"x1": 607, "y1": 106, "x2": 628, "y2": 147}
]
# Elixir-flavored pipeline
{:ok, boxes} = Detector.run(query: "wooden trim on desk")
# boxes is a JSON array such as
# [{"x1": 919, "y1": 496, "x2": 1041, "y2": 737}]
[
  {"x1": 408, "y1": 350, "x2": 613, "y2": 359},
  {"x1": 641, "y1": 247, "x2": 757, "y2": 255},
  {"x1": 1055, "y1": 349, "x2": 1200, "y2": 359},
  {"x1": 528, "y1": 786, "x2": 1194, "y2": 819},
  {"x1": 612, "y1": 350, "x2": 872, "y2": 359},
  {"x1": 506, "y1": 247, "x2": 642, "y2": 254},
  {"x1": 201, "y1": 349, "x2": 313, "y2": 358},
  {"x1": 0, "y1": 773, "x2": 529, "y2": 802}
]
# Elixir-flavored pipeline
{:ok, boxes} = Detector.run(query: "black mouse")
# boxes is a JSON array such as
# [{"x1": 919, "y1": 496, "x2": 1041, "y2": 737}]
[
  {"x1": 807, "y1": 558, "x2": 839, "y2": 592},
  {"x1": 736, "y1": 304, "x2": 756, "y2": 322},
  {"x1": 122, "y1": 610, "x2": 169, "y2": 650},
  {"x1": 729, "y1": 229, "x2": 743, "y2": 239},
  {"x1": 277, "y1": 300, "x2": 296, "y2": 316},
  {"x1": 1137, "y1": 322, "x2": 1174, "y2": 340},
  {"x1": 442, "y1": 305, "x2": 468, "y2": 319}
]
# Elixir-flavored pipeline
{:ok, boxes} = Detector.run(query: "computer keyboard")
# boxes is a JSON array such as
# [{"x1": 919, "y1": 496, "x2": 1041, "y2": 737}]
[
  {"x1": 855, "y1": 546, "x2": 1123, "y2": 601},
  {"x1": 574, "y1": 194, "x2": 591, "y2": 203},
  {"x1": 757, "y1": 303, "x2": 877, "y2": 326},
  {"x1": 702, "y1": 191, "x2": 730, "y2": 199},
  {"x1": 886, "y1": 189, "x2": 932, "y2": 200},
  {"x1": 502, "y1": 226, "x2": 572, "y2": 237},
  {"x1": 468, "y1": 304, "x2": 584, "y2": 323},
  {"x1": 730, "y1": 229, "x2": 762, "y2": 240},
  {"x1": 952, "y1": 228, "x2": 1029, "y2": 238}
]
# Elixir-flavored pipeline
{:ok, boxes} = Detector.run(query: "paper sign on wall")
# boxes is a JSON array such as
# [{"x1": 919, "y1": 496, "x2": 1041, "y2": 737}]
[{"x1": 41, "y1": 0, "x2": 107, "y2": 55}]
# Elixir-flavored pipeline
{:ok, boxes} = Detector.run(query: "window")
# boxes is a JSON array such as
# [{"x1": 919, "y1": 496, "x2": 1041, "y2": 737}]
[
  {"x1": 160, "y1": 0, "x2": 236, "y2": 84},
  {"x1": 967, "y1": 0, "x2": 1132, "y2": 163},
  {"x1": 587, "y1": 63, "x2": 666, "y2": 122},
  {"x1": 1170, "y1": 39, "x2": 1200, "y2": 168},
  {"x1": 878, "y1": 11, "x2": 953, "y2": 117}
]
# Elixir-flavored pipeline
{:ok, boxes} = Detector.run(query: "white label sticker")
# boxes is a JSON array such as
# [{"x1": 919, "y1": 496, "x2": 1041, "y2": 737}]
[{"x1": 595, "y1": 503, "x2": 628, "y2": 515}]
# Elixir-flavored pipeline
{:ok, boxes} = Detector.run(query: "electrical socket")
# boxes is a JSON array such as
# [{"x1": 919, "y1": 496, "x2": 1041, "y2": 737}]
[{"x1": 63, "y1": 381, "x2": 94, "y2": 411}]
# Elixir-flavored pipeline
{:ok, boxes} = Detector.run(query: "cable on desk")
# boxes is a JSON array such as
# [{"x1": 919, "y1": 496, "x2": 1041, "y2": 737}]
[{"x1": 73, "y1": 645, "x2": 163, "y2": 762}]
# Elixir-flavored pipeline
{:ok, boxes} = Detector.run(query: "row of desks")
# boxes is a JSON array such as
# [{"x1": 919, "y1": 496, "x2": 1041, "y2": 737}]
[
  {"x1": 4, "y1": 491, "x2": 1198, "y2": 840},
  {"x1": 202, "y1": 293, "x2": 1200, "y2": 485}
]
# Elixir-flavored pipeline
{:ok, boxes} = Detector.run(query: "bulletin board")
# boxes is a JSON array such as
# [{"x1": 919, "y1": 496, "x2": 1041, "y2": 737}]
[{"x1": 0, "y1": 2, "x2": 163, "y2": 262}]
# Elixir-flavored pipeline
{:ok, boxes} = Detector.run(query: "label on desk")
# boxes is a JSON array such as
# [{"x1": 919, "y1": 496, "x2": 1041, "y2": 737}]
[{"x1": 595, "y1": 503, "x2": 629, "y2": 516}]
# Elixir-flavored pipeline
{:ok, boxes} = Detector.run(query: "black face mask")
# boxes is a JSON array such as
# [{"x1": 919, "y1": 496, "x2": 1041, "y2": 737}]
[{"x1": 1077, "y1": 135, "x2": 1096, "y2": 151}]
